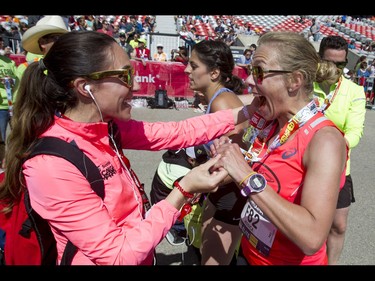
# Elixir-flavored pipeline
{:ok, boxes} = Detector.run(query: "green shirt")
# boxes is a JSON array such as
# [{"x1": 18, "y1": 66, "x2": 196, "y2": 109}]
[
  {"x1": 13, "y1": 52, "x2": 43, "y2": 101},
  {"x1": 313, "y1": 75, "x2": 366, "y2": 175},
  {"x1": 0, "y1": 55, "x2": 18, "y2": 110}
]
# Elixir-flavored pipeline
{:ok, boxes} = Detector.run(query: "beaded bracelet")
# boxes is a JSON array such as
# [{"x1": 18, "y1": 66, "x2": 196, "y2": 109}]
[
  {"x1": 173, "y1": 180, "x2": 194, "y2": 199},
  {"x1": 238, "y1": 171, "x2": 257, "y2": 187}
]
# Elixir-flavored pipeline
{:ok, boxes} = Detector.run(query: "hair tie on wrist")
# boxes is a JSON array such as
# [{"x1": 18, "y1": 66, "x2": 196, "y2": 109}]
[{"x1": 239, "y1": 171, "x2": 257, "y2": 187}]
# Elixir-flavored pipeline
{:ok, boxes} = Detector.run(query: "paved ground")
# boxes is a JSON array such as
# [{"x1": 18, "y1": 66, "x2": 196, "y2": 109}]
[{"x1": 126, "y1": 105, "x2": 375, "y2": 266}]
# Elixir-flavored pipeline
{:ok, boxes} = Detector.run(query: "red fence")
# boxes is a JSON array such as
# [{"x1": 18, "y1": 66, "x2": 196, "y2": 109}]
[
  {"x1": 9, "y1": 55, "x2": 249, "y2": 98},
  {"x1": 130, "y1": 60, "x2": 249, "y2": 98},
  {"x1": 131, "y1": 60, "x2": 193, "y2": 98}
]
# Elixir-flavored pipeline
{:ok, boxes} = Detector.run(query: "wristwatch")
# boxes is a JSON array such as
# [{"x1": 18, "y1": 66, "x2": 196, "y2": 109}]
[{"x1": 241, "y1": 173, "x2": 267, "y2": 197}]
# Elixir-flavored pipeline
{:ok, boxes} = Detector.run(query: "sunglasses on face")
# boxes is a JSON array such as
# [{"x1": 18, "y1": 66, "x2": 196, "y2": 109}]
[
  {"x1": 246, "y1": 65, "x2": 292, "y2": 84},
  {"x1": 323, "y1": 59, "x2": 348, "y2": 69},
  {"x1": 85, "y1": 65, "x2": 134, "y2": 88}
]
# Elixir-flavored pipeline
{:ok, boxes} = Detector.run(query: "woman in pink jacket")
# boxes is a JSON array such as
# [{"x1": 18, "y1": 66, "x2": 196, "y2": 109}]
[{"x1": 0, "y1": 31, "x2": 255, "y2": 265}]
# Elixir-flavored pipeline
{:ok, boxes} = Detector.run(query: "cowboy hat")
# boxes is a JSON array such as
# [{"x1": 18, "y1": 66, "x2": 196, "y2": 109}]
[{"x1": 22, "y1": 15, "x2": 69, "y2": 55}]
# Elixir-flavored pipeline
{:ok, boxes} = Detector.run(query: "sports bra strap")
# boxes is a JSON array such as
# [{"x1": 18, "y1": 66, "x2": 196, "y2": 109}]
[{"x1": 206, "y1": 88, "x2": 233, "y2": 114}]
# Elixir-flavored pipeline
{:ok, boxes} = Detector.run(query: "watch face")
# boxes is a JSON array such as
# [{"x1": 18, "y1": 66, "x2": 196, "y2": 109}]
[{"x1": 249, "y1": 174, "x2": 266, "y2": 191}]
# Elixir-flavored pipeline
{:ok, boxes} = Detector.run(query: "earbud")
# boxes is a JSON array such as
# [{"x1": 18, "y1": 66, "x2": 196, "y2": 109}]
[
  {"x1": 84, "y1": 84, "x2": 95, "y2": 101},
  {"x1": 84, "y1": 84, "x2": 91, "y2": 92},
  {"x1": 84, "y1": 83, "x2": 104, "y2": 122}
]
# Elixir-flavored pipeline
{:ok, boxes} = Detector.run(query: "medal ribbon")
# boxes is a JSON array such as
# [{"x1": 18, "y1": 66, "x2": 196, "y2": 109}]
[
  {"x1": 314, "y1": 76, "x2": 342, "y2": 114},
  {"x1": 243, "y1": 100, "x2": 318, "y2": 162}
]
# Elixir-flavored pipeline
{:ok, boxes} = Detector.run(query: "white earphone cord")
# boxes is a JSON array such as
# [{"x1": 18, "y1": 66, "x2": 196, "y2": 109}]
[
  {"x1": 86, "y1": 86, "x2": 104, "y2": 122},
  {"x1": 93, "y1": 98, "x2": 104, "y2": 123}
]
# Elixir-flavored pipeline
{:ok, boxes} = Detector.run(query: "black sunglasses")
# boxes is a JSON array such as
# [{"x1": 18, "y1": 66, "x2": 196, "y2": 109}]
[
  {"x1": 247, "y1": 65, "x2": 292, "y2": 84},
  {"x1": 323, "y1": 59, "x2": 348, "y2": 69}
]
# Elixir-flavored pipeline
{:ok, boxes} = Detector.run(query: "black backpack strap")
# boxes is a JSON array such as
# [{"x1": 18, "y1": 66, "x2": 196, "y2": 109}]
[
  {"x1": 26, "y1": 137, "x2": 105, "y2": 265},
  {"x1": 29, "y1": 137, "x2": 105, "y2": 199}
]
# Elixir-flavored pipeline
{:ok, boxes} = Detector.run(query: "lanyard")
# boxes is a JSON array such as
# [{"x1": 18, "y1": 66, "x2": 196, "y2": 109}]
[
  {"x1": 138, "y1": 48, "x2": 146, "y2": 58},
  {"x1": 314, "y1": 76, "x2": 342, "y2": 114},
  {"x1": 242, "y1": 100, "x2": 318, "y2": 163},
  {"x1": 242, "y1": 112, "x2": 274, "y2": 162}
]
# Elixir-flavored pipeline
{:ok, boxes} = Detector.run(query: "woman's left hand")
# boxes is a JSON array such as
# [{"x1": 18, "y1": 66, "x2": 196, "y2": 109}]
[{"x1": 210, "y1": 136, "x2": 252, "y2": 184}]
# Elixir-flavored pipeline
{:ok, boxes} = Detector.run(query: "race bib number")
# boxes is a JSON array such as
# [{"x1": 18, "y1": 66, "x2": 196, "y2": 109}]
[{"x1": 239, "y1": 200, "x2": 277, "y2": 257}]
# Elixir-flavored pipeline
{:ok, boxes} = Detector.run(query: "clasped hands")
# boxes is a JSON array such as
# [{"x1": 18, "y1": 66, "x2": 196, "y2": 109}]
[
  {"x1": 208, "y1": 136, "x2": 251, "y2": 185},
  {"x1": 182, "y1": 136, "x2": 251, "y2": 195}
]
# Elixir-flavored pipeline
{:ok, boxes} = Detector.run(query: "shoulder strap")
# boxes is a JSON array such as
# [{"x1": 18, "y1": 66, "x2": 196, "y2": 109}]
[
  {"x1": 26, "y1": 137, "x2": 105, "y2": 265},
  {"x1": 29, "y1": 137, "x2": 104, "y2": 199},
  {"x1": 206, "y1": 88, "x2": 233, "y2": 113}
]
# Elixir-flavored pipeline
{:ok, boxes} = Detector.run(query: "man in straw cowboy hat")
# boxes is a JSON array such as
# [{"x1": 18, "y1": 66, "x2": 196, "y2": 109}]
[
  {"x1": 16, "y1": 15, "x2": 69, "y2": 84},
  {"x1": 22, "y1": 15, "x2": 69, "y2": 56}
]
